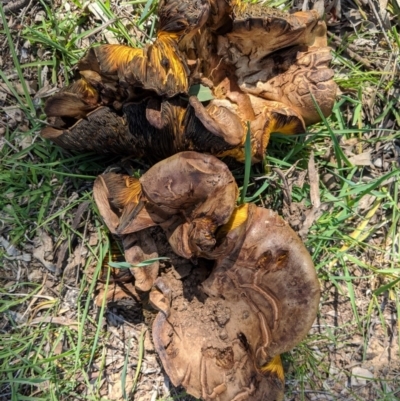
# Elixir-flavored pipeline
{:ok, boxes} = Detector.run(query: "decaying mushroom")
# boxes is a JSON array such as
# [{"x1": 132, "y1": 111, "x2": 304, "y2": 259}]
[
  {"x1": 39, "y1": 2, "x2": 328, "y2": 399},
  {"x1": 151, "y1": 204, "x2": 319, "y2": 401},
  {"x1": 93, "y1": 151, "x2": 320, "y2": 401},
  {"x1": 94, "y1": 152, "x2": 238, "y2": 260},
  {"x1": 41, "y1": 0, "x2": 336, "y2": 163},
  {"x1": 93, "y1": 151, "x2": 238, "y2": 291},
  {"x1": 221, "y1": 6, "x2": 336, "y2": 125}
]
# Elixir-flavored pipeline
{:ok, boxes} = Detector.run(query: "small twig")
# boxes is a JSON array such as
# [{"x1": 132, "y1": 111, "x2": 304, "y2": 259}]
[
  {"x1": 272, "y1": 168, "x2": 292, "y2": 206},
  {"x1": 328, "y1": 32, "x2": 374, "y2": 70},
  {"x1": 47, "y1": 181, "x2": 67, "y2": 217},
  {"x1": 367, "y1": 0, "x2": 393, "y2": 52},
  {"x1": 0, "y1": 293, "x2": 54, "y2": 300},
  {"x1": 21, "y1": 271, "x2": 48, "y2": 320},
  {"x1": 75, "y1": 208, "x2": 90, "y2": 286},
  {"x1": 20, "y1": 316, "x2": 80, "y2": 329},
  {"x1": 291, "y1": 390, "x2": 332, "y2": 395},
  {"x1": 80, "y1": 18, "x2": 118, "y2": 40}
]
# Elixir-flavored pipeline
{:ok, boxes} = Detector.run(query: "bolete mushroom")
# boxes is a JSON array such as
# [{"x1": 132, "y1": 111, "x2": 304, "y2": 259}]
[
  {"x1": 93, "y1": 151, "x2": 320, "y2": 400},
  {"x1": 151, "y1": 204, "x2": 320, "y2": 401},
  {"x1": 93, "y1": 151, "x2": 238, "y2": 290},
  {"x1": 41, "y1": 1, "x2": 336, "y2": 162}
]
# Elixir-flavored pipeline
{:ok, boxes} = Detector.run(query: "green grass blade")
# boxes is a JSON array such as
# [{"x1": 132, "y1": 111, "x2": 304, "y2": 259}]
[
  {"x1": 0, "y1": 4, "x2": 35, "y2": 115},
  {"x1": 310, "y1": 93, "x2": 352, "y2": 169},
  {"x1": 240, "y1": 122, "x2": 252, "y2": 204},
  {"x1": 131, "y1": 328, "x2": 146, "y2": 396}
]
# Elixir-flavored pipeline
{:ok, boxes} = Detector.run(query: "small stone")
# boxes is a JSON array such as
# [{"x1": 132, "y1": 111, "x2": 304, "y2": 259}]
[
  {"x1": 219, "y1": 329, "x2": 228, "y2": 340},
  {"x1": 351, "y1": 367, "x2": 374, "y2": 386},
  {"x1": 34, "y1": 11, "x2": 46, "y2": 23},
  {"x1": 28, "y1": 269, "x2": 43, "y2": 282},
  {"x1": 215, "y1": 305, "x2": 230, "y2": 326}
]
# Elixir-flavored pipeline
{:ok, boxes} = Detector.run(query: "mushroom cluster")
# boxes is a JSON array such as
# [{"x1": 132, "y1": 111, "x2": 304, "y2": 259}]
[
  {"x1": 94, "y1": 152, "x2": 320, "y2": 400},
  {"x1": 42, "y1": 0, "x2": 336, "y2": 163},
  {"x1": 42, "y1": 1, "x2": 335, "y2": 400}
]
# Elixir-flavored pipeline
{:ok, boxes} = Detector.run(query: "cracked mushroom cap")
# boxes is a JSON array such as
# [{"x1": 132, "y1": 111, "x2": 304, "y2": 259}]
[
  {"x1": 236, "y1": 44, "x2": 336, "y2": 125},
  {"x1": 214, "y1": 4, "x2": 337, "y2": 124},
  {"x1": 221, "y1": 4, "x2": 323, "y2": 59},
  {"x1": 204, "y1": 204, "x2": 320, "y2": 357},
  {"x1": 151, "y1": 203, "x2": 320, "y2": 401}
]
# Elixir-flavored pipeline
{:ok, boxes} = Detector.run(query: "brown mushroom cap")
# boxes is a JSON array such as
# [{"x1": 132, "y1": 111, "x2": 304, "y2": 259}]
[
  {"x1": 204, "y1": 204, "x2": 320, "y2": 357},
  {"x1": 93, "y1": 151, "x2": 239, "y2": 293},
  {"x1": 152, "y1": 293, "x2": 285, "y2": 401},
  {"x1": 214, "y1": 5, "x2": 337, "y2": 125},
  {"x1": 93, "y1": 150, "x2": 320, "y2": 399},
  {"x1": 237, "y1": 45, "x2": 336, "y2": 125},
  {"x1": 93, "y1": 151, "x2": 238, "y2": 257},
  {"x1": 151, "y1": 203, "x2": 320, "y2": 401},
  {"x1": 221, "y1": 7, "x2": 322, "y2": 60}
]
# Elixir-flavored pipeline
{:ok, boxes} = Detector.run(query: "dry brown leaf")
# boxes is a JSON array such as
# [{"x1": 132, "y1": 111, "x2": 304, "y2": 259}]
[
  {"x1": 33, "y1": 230, "x2": 56, "y2": 273},
  {"x1": 348, "y1": 151, "x2": 372, "y2": 166}
]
